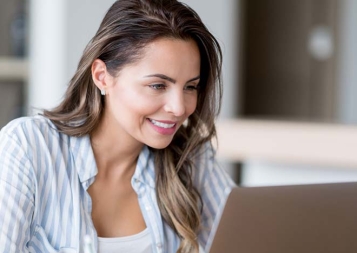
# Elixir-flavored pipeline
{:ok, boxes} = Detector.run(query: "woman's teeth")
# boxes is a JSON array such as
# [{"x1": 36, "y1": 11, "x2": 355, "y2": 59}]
[{"x1": 150, "y1": 119, "x2": 175, "y2": 128}]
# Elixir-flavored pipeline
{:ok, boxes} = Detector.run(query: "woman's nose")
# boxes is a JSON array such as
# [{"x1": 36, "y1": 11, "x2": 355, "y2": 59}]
[{"x1": 164, "y1": 91, "x2": 185, "y2": 117}]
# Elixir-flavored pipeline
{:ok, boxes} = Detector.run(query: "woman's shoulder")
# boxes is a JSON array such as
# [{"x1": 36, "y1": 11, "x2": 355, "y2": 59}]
[
  {"x1": 1, "y1": 115, "x2": 58, "y2": 138},
  {"x1": 191, "y1": 140, "x2": 236, "y2": 190},
  {"x1": 190, "y1": 141, "x2": 217, "y2": 168},
  {"x1": 0, "y1": 115, "x2": 71, "y2": 152}
]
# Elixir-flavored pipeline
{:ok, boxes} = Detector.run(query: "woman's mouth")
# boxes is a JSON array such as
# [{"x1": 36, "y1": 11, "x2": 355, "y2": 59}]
[
  {"x1": 149, "y1": 119, "x2": 176, "y2": 128},
  {"x1": 148, "y1": 118, "x2": 177, "y2": 135}
]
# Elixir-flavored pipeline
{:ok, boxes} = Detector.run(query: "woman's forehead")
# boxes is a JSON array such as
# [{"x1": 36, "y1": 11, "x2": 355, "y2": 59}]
[{"x1": 119, "y1": 38, "x2": 201, "y2": 77}]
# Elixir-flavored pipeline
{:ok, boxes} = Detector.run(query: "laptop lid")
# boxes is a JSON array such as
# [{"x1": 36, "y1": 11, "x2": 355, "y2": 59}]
[{"x1": 207, "y1": 182, "x2": 357, "y2": 253}]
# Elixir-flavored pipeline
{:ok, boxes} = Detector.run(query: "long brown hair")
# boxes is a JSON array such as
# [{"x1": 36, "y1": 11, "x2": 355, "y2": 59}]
[{"x1": 44, "y1": 0, "x2": 222, "y2": 252}]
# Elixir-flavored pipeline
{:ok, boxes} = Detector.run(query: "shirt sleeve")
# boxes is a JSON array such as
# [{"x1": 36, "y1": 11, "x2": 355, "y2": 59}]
[
  {"x1": 0, "y1": 127, "x2": 35, "y2": 252},
  {"x1": 192, "y1": 142, "x2": 236, "y2": 251}
]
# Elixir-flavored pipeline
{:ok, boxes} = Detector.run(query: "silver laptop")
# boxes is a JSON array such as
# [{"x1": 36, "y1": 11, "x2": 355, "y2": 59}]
[{"x1": 207, "y1": 182, "x2": 357, "y2": 253}]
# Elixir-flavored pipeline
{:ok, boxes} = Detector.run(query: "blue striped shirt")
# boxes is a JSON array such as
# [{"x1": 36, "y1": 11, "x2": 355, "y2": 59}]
[{"x1": 0, "y1": 115, "x2": 235, "y2": 253}]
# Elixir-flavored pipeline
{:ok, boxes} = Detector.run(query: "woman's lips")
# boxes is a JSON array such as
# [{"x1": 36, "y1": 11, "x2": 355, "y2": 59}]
[{"x1": 147, "y1": 118, "x2": 177, "y2": 135}]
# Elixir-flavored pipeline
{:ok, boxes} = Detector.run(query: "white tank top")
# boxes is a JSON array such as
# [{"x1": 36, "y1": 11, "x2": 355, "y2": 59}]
[{"x1": 98, "y1": 228, "x2": 152, "y2": 253}]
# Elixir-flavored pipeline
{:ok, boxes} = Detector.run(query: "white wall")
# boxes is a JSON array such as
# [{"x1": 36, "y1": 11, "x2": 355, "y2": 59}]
[
  {"x1": 28, "y1": 0, "x2": 114, "y2": 113},
  {"x1": 66, "y1": 0, "x2": 115, "y2": 81},
  {"x1": 337, "y1": 0, "x2": 357, "y2": 125},
  {"x1": 28, "y1": 0, "x2": 67, "y2": 113}
]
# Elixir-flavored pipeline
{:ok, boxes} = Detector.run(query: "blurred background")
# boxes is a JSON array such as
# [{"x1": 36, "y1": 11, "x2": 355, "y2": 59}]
[{"x1": 1, "y1": 0, "x2": 357, "y2": 186}]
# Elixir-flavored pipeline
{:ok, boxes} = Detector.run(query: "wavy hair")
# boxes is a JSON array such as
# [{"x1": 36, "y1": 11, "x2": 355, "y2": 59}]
[{"x1": 44, "y1": 0, "x2": 222, "y2": 252}]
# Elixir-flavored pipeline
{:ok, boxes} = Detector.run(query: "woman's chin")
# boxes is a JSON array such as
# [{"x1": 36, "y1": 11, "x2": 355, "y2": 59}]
[{"x1": 145, "y1": 138, "x2": 173, "y2": 150}]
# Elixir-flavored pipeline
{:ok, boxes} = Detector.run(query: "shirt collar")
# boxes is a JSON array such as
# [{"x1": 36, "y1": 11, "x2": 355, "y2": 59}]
[
  {"x1": 69, "y1": 134, "x2": 98, "y2": 190},
  {"x1": 132, "y1": 145, "x2": 156, "y2": 189},
  {"x1": 70, "y1": 135, "x2": 156, "y2": 190}
]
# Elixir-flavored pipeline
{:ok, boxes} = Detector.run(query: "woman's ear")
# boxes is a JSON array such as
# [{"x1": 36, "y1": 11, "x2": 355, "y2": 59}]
[{"x1": 91, "y1": 59, "x2": 112, "y2": 93}]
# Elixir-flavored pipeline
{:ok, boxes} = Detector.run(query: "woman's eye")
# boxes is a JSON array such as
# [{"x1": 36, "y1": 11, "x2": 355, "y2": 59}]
[
  {"x1": 149, "y1": 84, "x2": 167, "y2": 90},
  {"x1": 185, "y1": 85, "x2": 198, "y2": 91}
]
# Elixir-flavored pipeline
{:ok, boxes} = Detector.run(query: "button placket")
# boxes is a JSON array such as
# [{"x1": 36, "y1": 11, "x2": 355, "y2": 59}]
[
  {"x1": 156, "y1": 242, "x2": 163, "y2": 253},
  {"x1": 140, "y1": 186, "x2": 165, "y2": 253}
]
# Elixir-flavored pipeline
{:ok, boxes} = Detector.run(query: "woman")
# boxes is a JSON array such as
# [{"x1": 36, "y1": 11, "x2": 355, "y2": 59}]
[{"x1": 0, "y1": 0, "x2": 235, "y2": 252}]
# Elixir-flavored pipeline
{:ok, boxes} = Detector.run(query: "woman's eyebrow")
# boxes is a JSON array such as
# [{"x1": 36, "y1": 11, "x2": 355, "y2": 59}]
[
  {"x1": 144, "y1": 74, "x2": 200, "y2": 84},
  {"x1": 187, "y1": 75, "x2": 200, "y2": 83},
  {"x1": 144, "y1": 74, "x2": 176, "y2": 83}
]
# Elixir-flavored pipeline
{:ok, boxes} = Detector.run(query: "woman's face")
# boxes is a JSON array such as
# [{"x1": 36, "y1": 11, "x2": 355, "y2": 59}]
[{"x1": 102, "y1": 38, "x2": 201, "y2": 149}]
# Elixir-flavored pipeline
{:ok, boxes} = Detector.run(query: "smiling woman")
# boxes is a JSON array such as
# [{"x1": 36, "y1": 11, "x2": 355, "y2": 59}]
[
  {"x1": 90, "y1": 38, "x2": 200, "y2": 150},
  {"x1": 0, "y1": 1, "x2": 235, "y2": 253}
]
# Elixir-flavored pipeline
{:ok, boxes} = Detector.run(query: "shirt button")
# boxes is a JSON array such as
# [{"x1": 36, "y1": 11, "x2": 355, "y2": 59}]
[
  {"x1": 157, "y1": 243, "x2": 163, "y2": 249},
  {"x1": 145, "y1": 205, "x2": 152, "y2": 211}
]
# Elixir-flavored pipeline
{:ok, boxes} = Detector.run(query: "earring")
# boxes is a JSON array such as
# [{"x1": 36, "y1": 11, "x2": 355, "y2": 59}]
[{"x1": 100, "y1": 89, "x2": 106, "y2": 96}]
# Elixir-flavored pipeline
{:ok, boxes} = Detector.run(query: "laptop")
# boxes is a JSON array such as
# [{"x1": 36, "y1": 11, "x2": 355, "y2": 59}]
[{"x1": 207, "y1": 182, "x2": 357, "y2": 253}]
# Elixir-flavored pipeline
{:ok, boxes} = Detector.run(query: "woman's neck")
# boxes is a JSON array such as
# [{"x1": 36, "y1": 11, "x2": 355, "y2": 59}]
[{"x1": 90, "y1": 113, "x2": 144, "y2": 180}]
